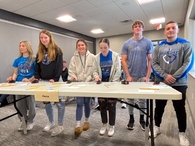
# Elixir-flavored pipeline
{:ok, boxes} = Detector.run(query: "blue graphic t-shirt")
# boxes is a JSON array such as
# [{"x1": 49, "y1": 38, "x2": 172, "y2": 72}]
[
  {"x1": 121, "y1": 37, "x2": 153, "y2": 77},
  {"x1": 13, "y1": 56, "x2": 35, "y2": 81},
  {"x1": 100, "y1": 50, "x2": 112, "y2": 79}
]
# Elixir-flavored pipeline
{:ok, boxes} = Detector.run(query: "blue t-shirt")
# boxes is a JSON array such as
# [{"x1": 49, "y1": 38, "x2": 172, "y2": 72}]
[
  {"x1": 100, "y1": 50, "x2": 113, "y2": 79},
  {"x1": 121, "y1": 37, "x2": 153, "y2": 77},
  {"x1": 12, "y1": 56, "x2": 35, "y2": 81}
]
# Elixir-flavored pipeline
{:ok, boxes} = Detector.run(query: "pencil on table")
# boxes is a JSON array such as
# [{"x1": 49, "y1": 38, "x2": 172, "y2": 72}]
[{"x1": 104, "y1": 84, "x2": 109, "y2": 88}]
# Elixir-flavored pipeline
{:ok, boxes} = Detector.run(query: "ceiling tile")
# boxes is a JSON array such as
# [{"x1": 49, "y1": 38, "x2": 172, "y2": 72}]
[
  {"x1": 0, "y1": 0, "x2": 189, "y2": 38},
  {"x1": 86, "y1": 0, "x2": 113, "y2": 6},
  {"x1": 0, "y1": 0, "x2": 41, "y2": 12},
  {"x1": 69, "y1": 0, "x2": 94, "y2": 11}
]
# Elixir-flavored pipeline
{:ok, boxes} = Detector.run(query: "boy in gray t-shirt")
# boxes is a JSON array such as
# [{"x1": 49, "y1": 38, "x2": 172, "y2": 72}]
[{"x1": 121, "y1": 20, "x2": 153, "y2": 131}]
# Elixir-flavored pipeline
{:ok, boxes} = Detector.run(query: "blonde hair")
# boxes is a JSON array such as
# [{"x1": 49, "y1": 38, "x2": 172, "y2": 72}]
[
  {"x1": 37, "y1": 29, "x2": 63, "y2": 63},
  {"x1": 132, "y1": 20, "x2": 144, "y2": 29},
  {"x1": 19, "y1": 40, "x2": 35, "y2": 65}
]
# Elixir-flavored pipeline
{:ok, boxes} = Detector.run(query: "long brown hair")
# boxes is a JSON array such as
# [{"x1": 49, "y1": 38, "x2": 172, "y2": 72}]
[
  {"x1": 37, "y1": 29, "x2": 63, "y2": 63},
  {"x1": 19, "y1": 40, "x2": 35, "y2": 65}
]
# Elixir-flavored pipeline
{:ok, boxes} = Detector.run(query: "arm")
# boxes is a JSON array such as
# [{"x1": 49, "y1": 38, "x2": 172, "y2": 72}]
[
  {"x1": 34, "y1": 54, "x2": 40, "y2": 80},
  {"x1": 68, "y1": 57, "x2": 77, "y2": 81},
  {"x1": 7, "y1": 68, "x2": 18, "y2": 82},
  {"x1": 121, "y1": 54, "x2": 133, "y2": 82},
  {"x1": 144, "y1": 54, "x2": 152, "y2": 82},
  {"x1": 172, "y1": 43, "x2": 193, "y2": 79},
  {"x1": 92, "y1": 56, "x2": 101, "y2": 82},
  {"x1": 22, "y1": 76, "x2": 35, "y2": 82},
  {"x1": 53, "y1": 53, "x2": 63, "y2": 82},
  {"x1": 112, "y1": 54, "x2": 121, "y2": 82}
]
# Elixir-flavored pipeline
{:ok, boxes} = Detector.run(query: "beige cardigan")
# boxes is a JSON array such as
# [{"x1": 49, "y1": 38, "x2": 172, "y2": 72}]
[{"x1": 93, "y1": 50, "x2": 121, "y2": 82}]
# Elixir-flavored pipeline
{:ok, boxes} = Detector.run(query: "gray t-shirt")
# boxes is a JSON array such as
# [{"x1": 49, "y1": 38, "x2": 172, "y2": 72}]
[{"x1": 121, "y1": 37, "x2": 153, "y2": 77}]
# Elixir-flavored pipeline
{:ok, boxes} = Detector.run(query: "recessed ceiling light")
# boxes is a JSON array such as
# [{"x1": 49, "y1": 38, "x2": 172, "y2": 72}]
[
  {"x1": 56, "y1": 15, "x2": 76, "y2": 23},
  {"x1": 91, "y1": 29, "x2": 104, "y2": 34},
  {"x1": 150, "y1": 17, "x2": 165, "y2": 24},
  {"x1": 137, "y1": 0, "x2": 159, "y2": 5}
]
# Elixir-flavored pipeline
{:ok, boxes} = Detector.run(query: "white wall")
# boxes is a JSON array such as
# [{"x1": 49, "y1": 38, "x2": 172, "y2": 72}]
[
  {"x1": 0, "y1": 19, "x2": 93, "y2": 82},
  {"x1": 95, "y1": 27, "x2": 184, "y2": 54},
  {"x1": 184, "y1": 0, "x2": 195, "y2": 129}
]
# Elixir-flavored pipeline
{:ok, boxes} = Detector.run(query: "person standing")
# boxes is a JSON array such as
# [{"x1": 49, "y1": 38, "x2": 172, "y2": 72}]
[
  {"x1": 61, "y1": 60, "x2": 68, "y2": 82},
  {"x1": 93, "y1": 38, "x2": 121, "y2": 137},
  {"x1": 121, "y1": 20, "x2": 153, "y2": 131},
  {"x1": 34, "y1": 29, "x2": 65, "y2": 137},
  {"x1": 151, "y1": 21, "x2": 193, "y2": 146},
  {"x1": 7, "y1": 40, "x2": 36, "y2": 131},
  {"x1": 68, "y1": 39, "x2": 95, "y2": 136}
]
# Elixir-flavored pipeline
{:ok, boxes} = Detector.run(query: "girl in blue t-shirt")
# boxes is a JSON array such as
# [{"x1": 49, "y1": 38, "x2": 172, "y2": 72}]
[
  {"x1": 7, "y1": 40, "x2": 36, "y2": 131},
  {"x1": 93, "y1": 38, "x2": 121, "y2": 137}
]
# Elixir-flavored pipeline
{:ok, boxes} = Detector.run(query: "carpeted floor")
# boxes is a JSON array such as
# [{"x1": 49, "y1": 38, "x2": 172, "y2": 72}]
[{"x1": 0, "y1": 99, "x2": 194, "y2": 146}]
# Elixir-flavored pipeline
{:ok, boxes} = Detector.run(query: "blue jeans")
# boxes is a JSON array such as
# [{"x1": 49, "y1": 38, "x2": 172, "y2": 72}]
[
  {"x1": 76, "y1": 97, "x2": 91, "y2": 121},
  {"x1": 0, "y1": 94, "x2": 9, "y2": 103},
  {"x1": 45, "y1": 99, "x2": 65, "y2": 125}
]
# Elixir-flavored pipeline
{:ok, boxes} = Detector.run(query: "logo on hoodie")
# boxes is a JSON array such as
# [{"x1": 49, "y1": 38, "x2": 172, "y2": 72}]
[{"x1": 160, "y1": 47, "x2": 180, "y2": 64}]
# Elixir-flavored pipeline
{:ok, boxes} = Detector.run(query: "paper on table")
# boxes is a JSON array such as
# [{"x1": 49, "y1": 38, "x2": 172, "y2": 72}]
[
  {"x1": 0, "y1": 83, "x2": 15, "y2": 87},
  {"x1": 69, "y1": 86, "x2": 79, "y2": 89},
  {"x1": 138, "y1": 89, "x2": 154, "y2": 93},
  {"x1": 34, "y1": 90, "x2": 59, "y2": 102},
  {"x1": 77, "y1": 84, "x2": 86, "y2": 86}
]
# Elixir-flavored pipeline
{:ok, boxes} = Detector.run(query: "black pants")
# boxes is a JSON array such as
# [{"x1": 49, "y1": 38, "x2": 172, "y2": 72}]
[
  {"x1": 0, "y1": 94, "x2": 9, "y2": 106},
  {"x1": 154, "y1": 86, "x2": 187, "y2": 132},
  {"x1": 98, "y1": 98, "x2": 117, "y2": 126},
  {"x1": 98, "y1": 77, "x2": 117, "y2": 126}
]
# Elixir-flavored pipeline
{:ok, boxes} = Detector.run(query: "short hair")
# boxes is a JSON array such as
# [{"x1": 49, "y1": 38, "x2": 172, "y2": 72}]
[
  {"x1": 132, "y1": 20, "x2": 144, "y2": 29},
  {"x1": 63, "y1": 61, "x2": 66, "y2": 63},
  {"x1": 165, "y1": 21, "x2": 178, "y2": 26}
]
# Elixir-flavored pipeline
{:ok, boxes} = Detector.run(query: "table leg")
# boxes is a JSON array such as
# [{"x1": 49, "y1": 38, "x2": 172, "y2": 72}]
[
  {"x1": 150, "y1": 99, "x2": 155, "y2": 146},
  {"x1": 145, "y1": 99, "x2": 149, "y2": 146}
]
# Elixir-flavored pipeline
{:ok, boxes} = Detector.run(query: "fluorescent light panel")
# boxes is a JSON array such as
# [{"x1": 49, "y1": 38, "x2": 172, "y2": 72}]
[
  {"x1": 56, "y1": 15, "x2": 76, "y2": 23},
  {"x1": 137, "y1": 0, "x2": 159, "y2": 4},
  {"x1": 150, "y1": 17, "x2": 165, "y2": 24},
  {"x1": 91, "y1": 29, "x2": 104, "y2": 34}
]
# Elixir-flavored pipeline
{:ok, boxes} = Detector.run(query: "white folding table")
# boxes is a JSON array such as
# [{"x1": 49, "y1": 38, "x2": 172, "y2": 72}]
[{"x1": 0, "y1": 81, "x2": 181, "y2": 146}]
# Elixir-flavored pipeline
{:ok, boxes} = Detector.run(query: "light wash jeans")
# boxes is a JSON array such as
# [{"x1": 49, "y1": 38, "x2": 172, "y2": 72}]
[
  {"x1": 76, "y1": 97, "x2": 91, "y2": 121},
  {"x1": 128, "y1": 77, "x2": 146, "y2": 116},
  {"x1": 45, "y1": 96, "x2": 65, "y2": 125}
]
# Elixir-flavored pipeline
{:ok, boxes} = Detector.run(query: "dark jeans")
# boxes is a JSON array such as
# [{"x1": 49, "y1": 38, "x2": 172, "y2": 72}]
[
  {"x1": 98, "y1": 98, "x2": 117, "y2": 126},
  {"x1": 98, "y1": 76, "x2": 117, "y2": 126},
  {"x1": 0, "y1": 94, "x2": 9, "y2": 106},
  {"x1": 154, "y1": 86, "x2": 187, "y2": 132}
]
